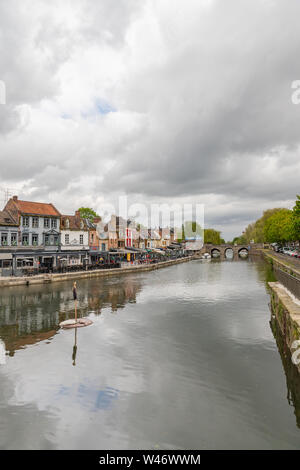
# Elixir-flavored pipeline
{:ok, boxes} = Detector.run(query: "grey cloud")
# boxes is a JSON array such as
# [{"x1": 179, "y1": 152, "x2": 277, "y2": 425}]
[{"x1": 0, "y1": 0, "x2": 299, "y2": 239}]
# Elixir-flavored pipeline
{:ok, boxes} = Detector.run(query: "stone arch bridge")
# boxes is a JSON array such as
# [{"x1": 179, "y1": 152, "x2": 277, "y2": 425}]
[{"x1": 200, "y1": 243, "x2": 263, "y2": 260}]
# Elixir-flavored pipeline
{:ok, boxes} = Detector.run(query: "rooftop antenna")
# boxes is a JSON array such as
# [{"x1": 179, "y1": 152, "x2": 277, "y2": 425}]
[{"x1": 2, "y1": 188, "x2": 17, "y2": 206}]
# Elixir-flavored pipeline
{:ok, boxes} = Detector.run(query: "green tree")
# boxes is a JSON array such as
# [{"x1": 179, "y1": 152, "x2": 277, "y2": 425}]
[
  {"x1": 292, "y1": 195, "x2": 300, "y2": 241},
  {"x1": 263, "y1": 209, "x2": 295, "y2": 244},
  {"x1": 77, "y1": 207, "x2": 100, "y2": 221},
  {"x1": 204, "y1": 228, "x2": 222, "y2": 245},
  {"x1": 233, "y1": 208, "x2": 286, "y2": 244}
]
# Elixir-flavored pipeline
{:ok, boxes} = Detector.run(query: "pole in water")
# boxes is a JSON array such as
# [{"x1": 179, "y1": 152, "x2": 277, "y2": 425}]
[
  {"x1": 73, "y1": 281, "x2": 78, "y2": 323},
  {"x1": 72, "y1": 327, "x2": 77, "y2": 366},
  {"x1": 59, "y1": 280, "x2": 93, "y2": 328}
]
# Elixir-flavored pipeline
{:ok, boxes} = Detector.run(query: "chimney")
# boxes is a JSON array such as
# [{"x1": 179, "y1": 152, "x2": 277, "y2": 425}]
[
  {"x1": 13, "y1": 195, "x2": 18, "y2": 201},
  {"x1": 75, "y1": 210, "x2": 80, "y2": 219}
]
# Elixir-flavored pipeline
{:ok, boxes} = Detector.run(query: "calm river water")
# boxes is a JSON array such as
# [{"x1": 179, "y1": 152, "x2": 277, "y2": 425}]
[{"x1": 0, "y1": 258, "x2": 300, "y2": 449}]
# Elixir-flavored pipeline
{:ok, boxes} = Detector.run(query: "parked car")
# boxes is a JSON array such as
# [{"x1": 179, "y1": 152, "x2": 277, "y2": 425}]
[
  {"x1": 289, "y1": 250, "x2": 298, "y2": 257},
  {"x1": 282, "y1": 247, "x2": 290, "y2": 255}
]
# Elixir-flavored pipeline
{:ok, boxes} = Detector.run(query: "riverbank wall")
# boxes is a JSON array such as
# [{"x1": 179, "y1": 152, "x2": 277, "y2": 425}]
[
  {"x1": 269, "y1": 281, "x2": 300, "y2": 374},
  {"x1": 0, "y1": 256, "x2": 195, "y2": 288},
  {"x1": 263, "y1": 250, "x2": 300, "y2": 279}
]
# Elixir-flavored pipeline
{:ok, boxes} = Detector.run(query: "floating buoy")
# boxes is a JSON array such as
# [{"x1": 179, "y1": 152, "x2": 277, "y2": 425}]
[{"x1": 59, "y1": 318, "x2": 93, "y2": 329}]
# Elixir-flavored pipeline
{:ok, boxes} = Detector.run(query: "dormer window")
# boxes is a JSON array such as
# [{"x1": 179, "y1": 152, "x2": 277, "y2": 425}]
[
  {"x1": 80, "y1": 220, "x2": 84, "y2": 229},
  {"x1": 65, "y1": 219, "x2": 70, "y2": 229}
]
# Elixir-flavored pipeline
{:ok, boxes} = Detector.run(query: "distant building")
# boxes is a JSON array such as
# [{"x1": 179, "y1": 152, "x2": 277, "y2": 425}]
[
  {"x1": 1, "y1": 195, "x2": 61, "y2": 273},
  {"x1": 138, "y1": 228, "x2": 148, "y2": 250},
  {"x1": 147, "y1": 229, "x2": 161, "y2": 249},
  {"x1": 0, "y1": 209, "x2": 19, "y2": 275},
  {"x1": 184, "y1": 236, "x2": 203, "y2": 253},
  {"x1": 60, "y1": 211, "x2": 89, "y2": 266},
  {"x1": 159, "y1": 227, "x2": 171, "y2": 248},
  {"x1": 4, "y1": 195, "x2": 61, "y2": 247}
]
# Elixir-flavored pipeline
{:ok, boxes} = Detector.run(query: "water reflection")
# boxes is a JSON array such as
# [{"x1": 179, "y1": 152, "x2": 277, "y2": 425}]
[
  {"x1": 1, "y1": 260, "x2": 300, "y2": 449},
  {"x1": 72, "y1": 328, "x2": 77, "y2": 366},
  {"x1": 270, "y1": 316, "x2": 300, "y2": 428},
  {"x1": 0, "y1": 276, "x2": 142, "y2": 357}
]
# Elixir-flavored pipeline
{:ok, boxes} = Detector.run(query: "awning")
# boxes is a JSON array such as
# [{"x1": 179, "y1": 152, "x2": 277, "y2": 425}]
[
  {"x1": 153, "y1": 249, "x2": 166, "y2": 254},
  {"x1": 0, "y1": 253, "x2": 12, "y2": 260}
]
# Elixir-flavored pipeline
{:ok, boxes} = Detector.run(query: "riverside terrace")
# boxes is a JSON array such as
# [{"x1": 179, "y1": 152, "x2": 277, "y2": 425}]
[{"x1": 0, "y1": 245, "x2": 188, "y2": 278}]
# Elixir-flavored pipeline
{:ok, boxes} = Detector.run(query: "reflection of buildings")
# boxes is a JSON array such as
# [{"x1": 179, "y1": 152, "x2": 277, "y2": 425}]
[
  {"x1": 0, "y1": 276, "x2": 142, "y2": 356},
  {"x1": 87, "y1": 277, "x2": 142, "y2": 313},
  {"x1": 0, "y1": 289, "x2": 61, "y2": 356},
  {"x1": 270, "y1": 316, "x2": 300, "y2": 428},
  {"x1": 0, "y1": 325, "x2": 57, "y2": 357}
]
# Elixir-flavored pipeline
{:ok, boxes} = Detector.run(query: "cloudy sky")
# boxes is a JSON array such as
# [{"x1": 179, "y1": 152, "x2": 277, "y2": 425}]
[{"x1": 0, "y1": 0, "x2": 300, "y2": 240}]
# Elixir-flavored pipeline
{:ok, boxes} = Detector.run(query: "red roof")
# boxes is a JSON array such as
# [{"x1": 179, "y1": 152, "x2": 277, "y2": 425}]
[{"x1": 9, "y1": 199, "x2": 60, "y2": 217}]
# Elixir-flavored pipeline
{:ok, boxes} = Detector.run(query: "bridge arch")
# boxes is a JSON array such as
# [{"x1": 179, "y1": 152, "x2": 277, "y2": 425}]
[
  {"x1": 211, "y1": 248, "x2": 221, "y2": 258},
  {"x1": 224, "y1": 247, "x2": 234, "y2": 259},
  {"x1": 238, "y1": 247, "x2": 249, "y2": 258}
]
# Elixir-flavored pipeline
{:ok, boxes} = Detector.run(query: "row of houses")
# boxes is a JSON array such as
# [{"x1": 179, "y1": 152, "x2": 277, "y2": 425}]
[{"x1": 0, "y1": 196, "x2": 191, "y2": 276}]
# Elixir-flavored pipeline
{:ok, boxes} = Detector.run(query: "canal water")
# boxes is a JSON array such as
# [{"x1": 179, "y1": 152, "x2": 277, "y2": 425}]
[{"x1": 0, "y1": 258, "x2": 300, "y2": 449}]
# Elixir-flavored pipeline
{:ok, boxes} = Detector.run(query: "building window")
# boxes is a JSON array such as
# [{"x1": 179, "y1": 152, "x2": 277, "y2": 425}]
[
  {"x1": 11, "y1": 233, "x2": 17, "y2": 246},
  {"x1": 2, "y1": 260, "x2": 12, "y2": 268},
  {"x1": 45, "y1": 234, "x2": 49, "y2": 245},
  {"x1": 32, "y1": 217, "x2": 39, "y2": 228},
  {"x1": 1, "y1": 233, "x2": 8, "y2": 245},
  {"x1": 22, "y1": 234, "x2": 29, "y2": 245},
  {"x1": 23, "y1": 216, "x2": 29, "y2": 227},
  {"x1": 65, "y1": 234, "x2": 69, "y2": 244},
  {"x1": 80, "y1": 235, "x2": 84, "y2": 244},
  {"x1": 44, "y1": 218, "x2": 50, "y2": 228},
  {"x1": 24, "y1": 258, "x2": 33, "y2": 267},
  {"x1": 32, "y1": 234, "x2": 38, "y2": 246},
  {"x1": 51, "y1": 219, "x2": 57, "y2": 229},
  {"x1": 17, "y1": 258, "x2": 33, "y2": 268}
]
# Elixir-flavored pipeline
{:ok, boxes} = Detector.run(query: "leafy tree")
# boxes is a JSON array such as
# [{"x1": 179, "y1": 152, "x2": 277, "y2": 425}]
[
  {"x1": 263, "y1": 209, "x2": 295, "y2": 244},
  {"x1": 234, "y1": 208, "x2": 286, "y2": 244},
  {"x1": 204, "y1": 228, "x2": 222, "y2": 245},
  {"x1": 78, "y1": 207, "x2": 100, "y2": 221},
  {"x1": 292, "y1": 195, "x2": 300, "y2": 241}
]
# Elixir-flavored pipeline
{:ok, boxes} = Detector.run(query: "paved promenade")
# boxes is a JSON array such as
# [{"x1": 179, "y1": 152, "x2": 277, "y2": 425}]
[{"x1": 0, "y1": 256, "x2": 195, "y2": 288}]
